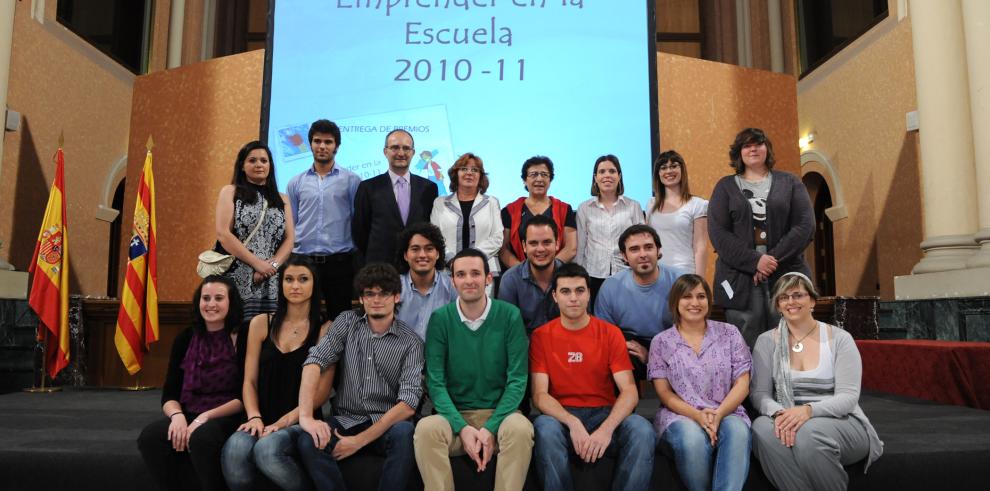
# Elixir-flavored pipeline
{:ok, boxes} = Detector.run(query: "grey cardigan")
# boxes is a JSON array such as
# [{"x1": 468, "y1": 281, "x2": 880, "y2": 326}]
[
  {"x1": 707, "y1": 171, "x2": 815, "y2": 310},
  {"x1": 751, "y1": 324, "x2": 884, "y2": 472}
]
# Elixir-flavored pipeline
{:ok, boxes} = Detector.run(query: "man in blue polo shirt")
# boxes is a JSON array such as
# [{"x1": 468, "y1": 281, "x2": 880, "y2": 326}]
[
  {"x1": 287, "y1": 119, "x2": 362, "y2": 321},
  {"x1": 497, "y1": 215, "x2": 562, "y2": 332},
  {"x1": 595, "y1": 224, "x2": 682, "y2": 381}
]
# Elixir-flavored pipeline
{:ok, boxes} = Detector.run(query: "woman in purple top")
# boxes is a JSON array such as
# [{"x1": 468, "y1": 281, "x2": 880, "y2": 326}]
[
  {"x1": 648, "y1": 274, "x2": 752, "y2": 491},
  {"x1": 138, "y1": 275, "x2": 245, "y2": 491}
]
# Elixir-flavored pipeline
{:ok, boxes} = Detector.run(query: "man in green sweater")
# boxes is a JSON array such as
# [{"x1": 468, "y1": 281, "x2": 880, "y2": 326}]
[{"x1": 413, "y1": 248, "x2": 533, "y2": 491}]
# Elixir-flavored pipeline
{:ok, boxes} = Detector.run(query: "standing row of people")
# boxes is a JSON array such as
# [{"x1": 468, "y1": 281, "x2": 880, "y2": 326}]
[{"x1": 209, "y1": 120, "x2": 815, "y2": 351}]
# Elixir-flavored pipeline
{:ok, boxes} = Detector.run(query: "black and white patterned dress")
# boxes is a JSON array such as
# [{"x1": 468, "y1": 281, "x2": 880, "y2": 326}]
[{"x1": 224, "y1": 191, "x2": 285, "y2": 320}]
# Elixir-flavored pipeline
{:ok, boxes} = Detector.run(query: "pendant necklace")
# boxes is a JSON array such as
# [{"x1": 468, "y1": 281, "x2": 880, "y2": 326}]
[{"x1": 790, "y1": 323, "x2": 818, "y2": 353}]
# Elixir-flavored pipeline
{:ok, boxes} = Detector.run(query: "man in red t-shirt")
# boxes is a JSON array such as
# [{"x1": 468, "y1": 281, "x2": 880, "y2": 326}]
[{"x1": 529, "y1": 263, "x2": 656, "y2": 491}]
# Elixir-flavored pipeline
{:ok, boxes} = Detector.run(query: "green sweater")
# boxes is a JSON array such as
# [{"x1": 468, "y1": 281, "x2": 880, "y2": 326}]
[{"x1": 425, "y1": 299, "x2": 528, "y2": 434}]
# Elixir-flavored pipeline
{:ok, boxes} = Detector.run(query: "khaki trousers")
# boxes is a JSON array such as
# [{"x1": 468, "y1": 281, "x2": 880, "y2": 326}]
[{"x1": 413, "y1": 409, "x2": 534, "y2": 491}]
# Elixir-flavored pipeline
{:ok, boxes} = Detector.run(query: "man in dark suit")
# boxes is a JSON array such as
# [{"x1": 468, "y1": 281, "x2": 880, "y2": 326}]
[{"x1": 353, "y1": 129, "x2": 439, "y2": 265}]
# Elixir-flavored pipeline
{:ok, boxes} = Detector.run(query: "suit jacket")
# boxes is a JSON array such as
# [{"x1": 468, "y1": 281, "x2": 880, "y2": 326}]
[{"x1": 352, "y1": 172, "x2": 439, "y2": 265}]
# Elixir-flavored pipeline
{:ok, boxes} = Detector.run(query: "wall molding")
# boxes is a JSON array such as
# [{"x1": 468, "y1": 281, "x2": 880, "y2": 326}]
[
  {"x1": 95, "y1": 155, "x2": 127, "y2": 223},
  {"x1": 800, "y1": 149, "x2": 849, "y2": 221}
]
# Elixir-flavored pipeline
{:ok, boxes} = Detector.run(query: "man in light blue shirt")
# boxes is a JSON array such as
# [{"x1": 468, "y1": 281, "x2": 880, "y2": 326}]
[
  {"x1": 287, "y1": 119, "x2": 362, "y2": 321},
  {"x1": 595, "y1": 224, "x2": 683, "y2": 381},
  {"x1": 396, "y1": 222, "x2": 456, "y2": 341}
]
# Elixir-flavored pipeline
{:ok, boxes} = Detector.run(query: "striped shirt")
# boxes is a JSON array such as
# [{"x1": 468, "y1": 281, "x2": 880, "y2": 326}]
[
  {"x1": 791, "y1": 326, "x2": 836, "y2": 405},
  {"x1": 305, "y1": 310, "x2": 424, "y2": 429},
  {"x1": 575, "y1": 196, "x2": 645, "y2": 278}
]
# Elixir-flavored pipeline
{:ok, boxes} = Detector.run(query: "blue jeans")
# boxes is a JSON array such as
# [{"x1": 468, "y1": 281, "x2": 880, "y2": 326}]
[
  {"x1": 296, "y1": 418, "x2": 416, "y2": 491},
  {"x1": 659, "y1": 415, "x2": 752, "y2": 491},
  {"x1": 533, "y1": 407, "x2": 656, "y2": 491},
  {"x1": 234, "y1": 425, "x2": 311, "y2": 491}
]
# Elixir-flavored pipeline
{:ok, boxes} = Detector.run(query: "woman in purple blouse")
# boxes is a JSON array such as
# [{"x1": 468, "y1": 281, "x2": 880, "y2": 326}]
[
  {"x1": 648, "y1": 274, "x2": 753, "y2": 491},
  {"x1": 138, "y1": 275, "x2": 245, "y2": 491}
]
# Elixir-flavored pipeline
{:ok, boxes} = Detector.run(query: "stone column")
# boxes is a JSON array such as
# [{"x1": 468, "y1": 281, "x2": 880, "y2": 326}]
[
  {"x1": 0, "y1": 0, "x2": 15, "y2": 184},
  {"x1": 963, "y1": 0, "x2": 990, "y2": 268},
  {"x1": 168, "y1": 0, "x2": 186, "y2": 69},
  {"x1": 908, "y1": 0, "x2": 978, "y2": 274}
]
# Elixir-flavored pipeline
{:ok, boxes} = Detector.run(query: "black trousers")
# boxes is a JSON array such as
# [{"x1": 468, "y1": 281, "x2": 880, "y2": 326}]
[
  {"x1": 307, "y1": 252, "x2": 357, "y2": 322},
  {"x1": 137, "y1": 413, "x2": 241, "y2": 491}
]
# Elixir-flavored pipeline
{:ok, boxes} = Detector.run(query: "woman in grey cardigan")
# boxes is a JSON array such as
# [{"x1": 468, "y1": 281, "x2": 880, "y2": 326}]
[
  {"x1": 750, "y1": 273, "x2": 883, "y2": 491},
  {"x1": 708, "y1": 128, "x2": 815, "y2": 348}
]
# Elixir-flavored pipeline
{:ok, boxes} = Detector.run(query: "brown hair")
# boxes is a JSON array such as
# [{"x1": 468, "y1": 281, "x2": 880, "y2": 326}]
[
  {"x1": 667, "y1": 274, "x2": 712, "y2": 326},
  {"x1": 771, "y1": 272, "x2": 819, "y2": 313},
  {"x1": 590, "y1": 155, "x2": 626, "y2": 197},
  {"x1": 651, "y1": 150, "x2": 692, "y2": 213},
  {"x1": 447, "y1": 152, "x2": 489, "y2": 193},
  {"x1": 728, "y1": 127, "x2": 776, "y2": 174}
]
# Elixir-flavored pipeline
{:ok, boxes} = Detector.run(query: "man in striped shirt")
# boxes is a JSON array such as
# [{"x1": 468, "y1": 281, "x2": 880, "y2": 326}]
[{"x1": 293, "y1": 263, "x2": 424, "y2": 490}]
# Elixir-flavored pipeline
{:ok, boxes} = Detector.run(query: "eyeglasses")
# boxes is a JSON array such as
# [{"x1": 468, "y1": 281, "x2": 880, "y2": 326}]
[
  {"x1": 459, "y1": 167, "x2": 481, "y2": 174},
  {"x1": 361, "y1": 290, "x2": 394, "y2": 299},
  {"x1": 657, "y1": 162, "x2": 681, "y2": 172},
  {"x1": 386, "y1": 145, "x2": 414, "y2": 153},
  {"x1": 526, "y1": 171, "x2": 551, "y2": 179},
  {"x1": 777, "y1": 292, "x2": 810, "y2": 302}
]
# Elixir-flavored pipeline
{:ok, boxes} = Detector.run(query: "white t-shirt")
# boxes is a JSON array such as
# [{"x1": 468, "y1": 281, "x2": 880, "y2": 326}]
[{"x1": 645, "y1": 196, "x2": 708, "y2": 274}]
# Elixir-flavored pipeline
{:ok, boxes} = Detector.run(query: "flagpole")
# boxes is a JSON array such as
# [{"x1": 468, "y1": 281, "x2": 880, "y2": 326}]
[
  {"x1": 120, "y1": 372, "x2": 154, "y2": 391},
  {"x1": 24, "y1": 326, "x2": 60, "y2": 393}
]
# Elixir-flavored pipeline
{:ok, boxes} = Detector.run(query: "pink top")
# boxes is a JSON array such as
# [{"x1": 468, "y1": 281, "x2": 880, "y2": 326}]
[{"x1": 647, "y1": 320, "x2": 752, "y2": 435}]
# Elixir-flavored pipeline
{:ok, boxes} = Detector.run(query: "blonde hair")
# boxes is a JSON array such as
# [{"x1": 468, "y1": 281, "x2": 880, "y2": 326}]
[{"x1": 771, "y1": 272, "x2": 819, "y2": 313}]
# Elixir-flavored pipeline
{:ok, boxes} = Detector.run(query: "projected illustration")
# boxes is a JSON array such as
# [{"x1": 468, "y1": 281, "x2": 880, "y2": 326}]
[{"x1": 263, "y1": 1, "x2": 657, "y2": 206}]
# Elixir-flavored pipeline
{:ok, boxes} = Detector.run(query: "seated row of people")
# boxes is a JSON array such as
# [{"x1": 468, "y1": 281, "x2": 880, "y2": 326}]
[{"x1": 139, "y1": 246, "x2": 881, "y2": 491}]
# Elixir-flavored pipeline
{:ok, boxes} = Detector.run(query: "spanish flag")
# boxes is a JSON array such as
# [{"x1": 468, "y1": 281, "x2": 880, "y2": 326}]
[
  {"x1": 28, "y1": 146, "x2": 71, "y2": 379},
  {"x1": 114, "y1": 147, "x2": 159, "y2": 375}
]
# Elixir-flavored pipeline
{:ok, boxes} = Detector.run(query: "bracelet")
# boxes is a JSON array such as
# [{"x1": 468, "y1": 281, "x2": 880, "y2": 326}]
[
  {"x1": 247, "y1": 415, "x2": 262, "y2": 422},
  {"x1": 168, "y1": 411, "x2": 183, "y2": 420}
]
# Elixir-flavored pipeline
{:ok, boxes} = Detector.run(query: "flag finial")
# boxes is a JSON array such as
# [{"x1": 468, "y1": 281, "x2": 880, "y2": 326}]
[
  {"x1": 146, "y1": 135, "x2": 154, "y2": 151},
  {"x1": 58, "y1": 131, "x2": 64, "y2": 147}
]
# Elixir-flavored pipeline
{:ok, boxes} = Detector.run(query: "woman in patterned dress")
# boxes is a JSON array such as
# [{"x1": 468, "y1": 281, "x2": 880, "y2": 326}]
[
  {"x1": 214, "y1": 141, "x2": 295, "y2": 321},
  {"x1": 648, "y1": 274, "x2": 753, "y2": 491}
]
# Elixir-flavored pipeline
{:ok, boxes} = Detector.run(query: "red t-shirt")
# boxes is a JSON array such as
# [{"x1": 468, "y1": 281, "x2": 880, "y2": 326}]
[{"x1": 529, "y1": 316, "x2": 633, "y2": 407}]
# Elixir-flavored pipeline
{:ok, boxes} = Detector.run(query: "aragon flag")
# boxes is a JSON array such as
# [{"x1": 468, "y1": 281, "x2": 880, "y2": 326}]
[
  {"x1": 114, "y1": 146, "x2": 159, "y2": 375},
  {"x1": 28, "y1": 146, "x2": 71, "y2": 379}
]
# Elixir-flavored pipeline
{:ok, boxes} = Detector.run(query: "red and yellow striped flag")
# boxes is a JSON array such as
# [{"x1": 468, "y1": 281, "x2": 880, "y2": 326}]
[
  {"x1": 28, "y1": 147, "x2": 71, "y2": 379},
  {"x1": 114, "y1": 147, "x2": 159, "y2": 375}
]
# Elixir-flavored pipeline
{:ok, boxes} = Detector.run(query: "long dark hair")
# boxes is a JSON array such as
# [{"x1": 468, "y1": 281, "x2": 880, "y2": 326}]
[
  {"x1": 270, "y1": 254, "x2": 323, "y2": 345},
  {"x1": 191, "y1": 275, "x2": 243, "y2": 333},
  {"x1": 231, "y1": 140, "x2": 285, "y2": 210},
  {"x1": 651, "y1": 150, "x2": 693, "y2": 213}
]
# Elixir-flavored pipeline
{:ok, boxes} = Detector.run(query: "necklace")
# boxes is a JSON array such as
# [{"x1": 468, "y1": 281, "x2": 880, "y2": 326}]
[{"x1": 789, "y1": 323, "x2": 818, "y2": 353}]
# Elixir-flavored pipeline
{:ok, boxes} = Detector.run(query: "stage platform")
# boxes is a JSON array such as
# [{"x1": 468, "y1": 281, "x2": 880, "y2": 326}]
[{"x1": 1, "y1": 388, "x2": 989, "y2": 490}]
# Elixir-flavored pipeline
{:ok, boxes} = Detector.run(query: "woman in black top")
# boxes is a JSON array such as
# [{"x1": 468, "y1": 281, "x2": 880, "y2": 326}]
[
  {"x1": 221, "y1": 255, "x2": 333, "y2": 491},
  {"x1": 137, "y1": 275, "x2": 245, "y2": 491}
]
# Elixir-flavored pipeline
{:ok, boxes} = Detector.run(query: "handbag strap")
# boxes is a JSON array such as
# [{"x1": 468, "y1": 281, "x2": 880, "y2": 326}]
[{"x1": 242, "y1": 198, "x2": 269, "y2": 246}]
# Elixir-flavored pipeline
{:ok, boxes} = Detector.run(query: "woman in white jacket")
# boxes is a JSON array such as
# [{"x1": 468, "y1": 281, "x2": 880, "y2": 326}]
[{"x1": 430, "y1": 152, "x2": 503, "y2": 278}]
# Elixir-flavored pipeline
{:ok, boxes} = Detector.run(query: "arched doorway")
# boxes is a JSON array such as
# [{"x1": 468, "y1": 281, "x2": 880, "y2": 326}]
[
  {"x1": 106, "y1": 180, "x2": 125, "y2": 298},
  {"x1": 802, "y1": 172, "x2": 836, "y2": 296}
]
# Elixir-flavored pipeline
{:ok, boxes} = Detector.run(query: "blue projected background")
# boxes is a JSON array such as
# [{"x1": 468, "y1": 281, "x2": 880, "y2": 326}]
[{"x1": 264, "y1": 0, "x2": 657, "y2": 207}]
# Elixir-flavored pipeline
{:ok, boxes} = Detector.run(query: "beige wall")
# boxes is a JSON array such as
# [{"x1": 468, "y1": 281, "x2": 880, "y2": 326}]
[
  {"x1": 796, "y1": 17, "x2": 921, "y2": 299},
  {"x1": 0, "y1": 3, "x2": 135, "y2": 296},
  {"x1": 121, "y1": 50, "x2": 800, "y2": 301},
  {"x1": 122, "y1": 50, "x2": 266, "y2": 301},
  {"x1": 658, "y1": 53, "x2": 801, "y2": 283}
]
